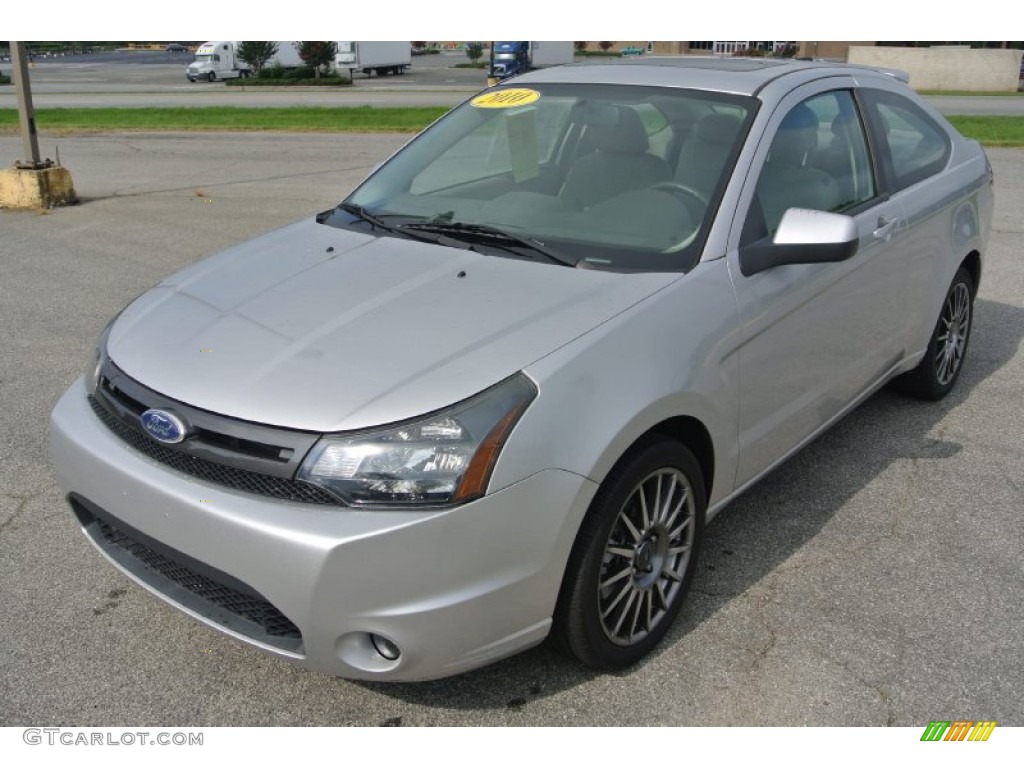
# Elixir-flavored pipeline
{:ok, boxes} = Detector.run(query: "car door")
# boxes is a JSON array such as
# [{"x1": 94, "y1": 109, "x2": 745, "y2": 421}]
[
  {"x1": 857, "y1": 86, "x2": 957, "y2": 356},
  {"x1": 726, "y1": 82, "x2": 909, "y2": 488}
]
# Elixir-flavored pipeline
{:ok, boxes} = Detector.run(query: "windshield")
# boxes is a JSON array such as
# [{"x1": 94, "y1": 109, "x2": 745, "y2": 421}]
[
  {"x1": 332, "y1": 83, "x2": 756, "y2": 271},
  {"x1": 193, "y1": 54, "x2": 215, "y2": 63},
  {"x1": 493, "y1": 42, "x2": 521, "y2": 54}
]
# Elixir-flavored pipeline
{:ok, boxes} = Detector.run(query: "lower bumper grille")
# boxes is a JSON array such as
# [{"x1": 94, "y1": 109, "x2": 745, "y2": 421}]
[{"x1": 71, "y1": 495, "x2": 304, "y2": 654}]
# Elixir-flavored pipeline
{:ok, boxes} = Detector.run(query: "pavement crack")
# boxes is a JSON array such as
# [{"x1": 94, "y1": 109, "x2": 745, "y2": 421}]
[
  {"x1": 0, "y1": 493, "x2": 41, "y2": 533},
  {"x1": 103, "y1": 163, "x2": 378, "y2": 200},
  {"x1": 744, "y1": 579, "x2": 780, "y2": 673}
]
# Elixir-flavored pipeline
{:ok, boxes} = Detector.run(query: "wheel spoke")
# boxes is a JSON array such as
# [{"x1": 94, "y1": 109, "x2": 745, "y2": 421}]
[
  {"x1": 606, "y1": 546, "x2": 635, "y2": 559},
  {"x1": 660, "y1": 474, "x2": 678, "y2": 522},
  {"x1": 644, "y1": 588, "x2": 654, "y2": 634},
  {"x1": 655, "y1": 582, "x2": 670, "y2": 611},
  {"x1": 662, "y1": 490, "x2": 688, "y2": 530},
  {"x1": 611, "y1": 589, "x2": 638, "y2": 637},
  {"x1": 669, "y1": 516, "x2": 692, "y2": 540},
  {"x1": 937, "y1": 349, "x2": 952, "y2": 383},
  {"x1": 662, "y1": 565, "x2": 684, "y2": 583},
  {"x1": 618, "y1": 510, "x2": 642, "y2": 543},
  {"x1": 627, "y1": 590, "x2": 643, "y2": 642},
  {"x1": 600, "y1": 566, "x2": 633, "y2": 590},
  {"x1": 601, "y1": 581, "x2": 633, "y2": 619},
  {"x1": 957, "y1": 287, "x2": 969, "y2": 321},
  {"x1": 638, "y1": 484, "x2": 651, "y2": 531},
  {"x1": 648, "y1": 475, "x2": 662, "y2": 529},
  {"x1": 667, "y1": 544, "x2": 691, "y2": 557}
]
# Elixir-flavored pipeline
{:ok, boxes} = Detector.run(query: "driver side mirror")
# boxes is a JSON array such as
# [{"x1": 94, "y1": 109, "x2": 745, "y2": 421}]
[{"x1": 738, "y1": 208, "x2": 859, "y2": 277}]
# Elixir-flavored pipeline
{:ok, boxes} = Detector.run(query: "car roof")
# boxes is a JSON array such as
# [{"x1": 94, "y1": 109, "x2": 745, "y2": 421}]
[{"x1": 513, "y1": 57, "x2": 908, "y2": 97}]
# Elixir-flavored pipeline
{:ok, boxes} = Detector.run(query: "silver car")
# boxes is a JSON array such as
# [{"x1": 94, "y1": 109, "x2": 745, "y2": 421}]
[{"x1": 51, "y1": 58, "x2": 993, "y2": 681}]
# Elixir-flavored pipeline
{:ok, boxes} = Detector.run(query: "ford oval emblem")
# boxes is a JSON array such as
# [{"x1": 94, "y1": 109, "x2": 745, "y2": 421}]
[{"x1": 140, "y1": 409, "x2": 188, "y2": 444}]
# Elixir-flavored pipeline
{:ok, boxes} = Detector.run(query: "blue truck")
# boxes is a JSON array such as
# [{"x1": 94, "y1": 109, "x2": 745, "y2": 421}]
[{"x1": 487, "y1": 41, "x2": 574, "y2": 82}]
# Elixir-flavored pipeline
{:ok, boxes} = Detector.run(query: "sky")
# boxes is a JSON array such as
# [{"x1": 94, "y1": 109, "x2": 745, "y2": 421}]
[{"x1": 3, "y1": 1, "x2": 1015, "y2": 43}]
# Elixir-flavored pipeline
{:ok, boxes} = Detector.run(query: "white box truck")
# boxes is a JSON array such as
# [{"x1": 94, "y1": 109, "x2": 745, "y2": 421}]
[
  {"x1": 335, "y1": 41, "x2": 412, "y2": 78},
  {"x1": 186, "y1": 42, "x2": 303, "y2": 82}
]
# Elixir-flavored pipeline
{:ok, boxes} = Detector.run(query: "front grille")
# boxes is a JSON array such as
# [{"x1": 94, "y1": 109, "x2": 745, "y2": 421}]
[
  {"x1": 101, "y1": 379, "x2": 293, "y2": 465},
  {"x1": 73, "y1": 497, "x2": 303, "y2": 654},
  {"x1": 89, "y1": 395, "x2": 338, "y2": 506}
]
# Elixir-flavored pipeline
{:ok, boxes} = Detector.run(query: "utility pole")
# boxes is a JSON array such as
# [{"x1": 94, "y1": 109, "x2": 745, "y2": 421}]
[
  {"x1": 0, "y1": 41, "x2": 76, "y2": 209},
  {"x1": 11, "y1": 41, "x2": 50, "y2": 170}
]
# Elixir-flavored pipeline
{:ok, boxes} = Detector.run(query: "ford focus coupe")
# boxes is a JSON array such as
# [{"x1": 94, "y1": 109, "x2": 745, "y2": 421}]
[{"x1": 51, "y1": 58, "x2": 992, "y2": 681}]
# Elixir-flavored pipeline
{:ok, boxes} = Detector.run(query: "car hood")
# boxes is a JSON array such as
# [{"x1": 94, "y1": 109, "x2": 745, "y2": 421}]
[{"x1": 108, "y1": 219, "x2": 678, "y2": 432}]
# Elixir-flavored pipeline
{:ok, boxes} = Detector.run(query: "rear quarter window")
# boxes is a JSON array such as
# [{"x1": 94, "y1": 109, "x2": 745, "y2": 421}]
[{"x1": 863, "y1": 89, "x2": 951, "y2": 193}]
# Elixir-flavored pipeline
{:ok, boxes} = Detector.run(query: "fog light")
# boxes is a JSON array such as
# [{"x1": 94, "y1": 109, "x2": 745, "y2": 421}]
[{"x1": 370, "y1": 633, "x2": 401, "y2": 661}]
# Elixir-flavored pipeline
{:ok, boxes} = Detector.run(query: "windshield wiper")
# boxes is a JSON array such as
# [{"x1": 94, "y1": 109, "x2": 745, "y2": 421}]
[
  {"x1": 401, "y1": 221, "x2": 578, "y2": 267},
  {"x1": 337, "y1": 203, "x2": 444, "y2": 246}
]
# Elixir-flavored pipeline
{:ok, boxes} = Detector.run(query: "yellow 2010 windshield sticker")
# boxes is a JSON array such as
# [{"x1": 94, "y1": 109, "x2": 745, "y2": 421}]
[{"x1": 471, "y1": 88, "x2": 542, "y2": 108}]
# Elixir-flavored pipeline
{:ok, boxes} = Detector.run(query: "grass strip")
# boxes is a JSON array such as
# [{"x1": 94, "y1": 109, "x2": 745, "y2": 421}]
[
  {"x1": 0, "y1": 108, "x2": 1021, "y2": 146},
  {"x1": 918, "y1": 90, "x2": 1023, "y2": 97},
  {"x1": 0, "y1": 106, "x2": 451, "y2": 134},
  {"x1": 945, "y1": 116, "x2": 1024, "y2": 147}
]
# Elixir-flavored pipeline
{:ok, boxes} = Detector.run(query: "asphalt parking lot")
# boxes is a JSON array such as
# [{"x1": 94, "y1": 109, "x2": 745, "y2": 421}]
[
  {"x1": 1, "y1": 132, "x2": 1022, "y2": 726},
  {"x1": 3, "y1": 51, "x2": 1022, "y2": 113}
]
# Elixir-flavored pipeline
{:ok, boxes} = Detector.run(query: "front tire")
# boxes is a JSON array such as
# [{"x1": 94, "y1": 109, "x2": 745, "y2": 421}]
[
  {"x1": 207, "y1": 72, "x2": 216, "y2": 82},
  {"x1": 894, "y1": 267, "x2": 974, "y2": 400},
  {"x1": 554, "y1": 438, "x2": 705, "y2": 669}
]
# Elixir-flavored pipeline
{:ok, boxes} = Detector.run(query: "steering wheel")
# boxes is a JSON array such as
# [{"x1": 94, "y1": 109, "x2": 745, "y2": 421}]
[
  {"x1": 648, "y1": 182, "x2": 709, "y2": 210},
  {"x1": 647, "y1": 182, "x2": 707, "y2": 253}
]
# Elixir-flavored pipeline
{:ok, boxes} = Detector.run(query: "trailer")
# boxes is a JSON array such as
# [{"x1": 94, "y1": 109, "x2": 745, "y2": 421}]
[{"x1": 335, "y1": 41, "x2": 412, "y2": 77}]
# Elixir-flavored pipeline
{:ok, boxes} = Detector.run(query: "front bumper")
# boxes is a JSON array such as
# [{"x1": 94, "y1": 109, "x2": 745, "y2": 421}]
[{"x1": 51, "y1": 379, "x2": 597, "y2": 681}]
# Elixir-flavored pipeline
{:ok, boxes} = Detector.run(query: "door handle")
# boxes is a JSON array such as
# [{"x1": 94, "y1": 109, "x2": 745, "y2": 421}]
[{"x1": 873, "y1": 216, "x2": 898, "y2": 242}]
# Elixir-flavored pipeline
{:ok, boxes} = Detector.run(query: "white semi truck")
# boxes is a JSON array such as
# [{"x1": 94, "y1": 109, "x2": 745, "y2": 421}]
[
  {"x1": 186, "y1": 42, "x2": 303, "y2": 82},
  {"x1": 334, "y1": 41, "x2": 412, "y2": 78}
]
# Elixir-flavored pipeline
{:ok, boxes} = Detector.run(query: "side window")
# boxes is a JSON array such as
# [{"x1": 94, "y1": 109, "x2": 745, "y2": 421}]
[
  {"x1": 863, "y1": 90, "x2": 951, "y2": 192},
  {"x1": 743, "y1": 90, "x2": 876, "y2": 244}
]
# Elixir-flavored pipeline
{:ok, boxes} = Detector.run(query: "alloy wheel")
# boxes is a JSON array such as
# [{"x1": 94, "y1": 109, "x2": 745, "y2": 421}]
[
  {"x1": 598, "y1": 468, "x2": 695, "y2": 646},
  {"x1": 936, "y1": 281, "x2": 971, "y2": 386}
]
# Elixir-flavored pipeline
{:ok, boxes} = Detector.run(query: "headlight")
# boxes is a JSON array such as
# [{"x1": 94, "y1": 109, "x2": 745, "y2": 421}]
[
  {"x1": 84, "y1": 315, "x2": 118, "y2": 395},
  {"x1": 298, "y1": 374, "x2": 537, "y2": 508}
]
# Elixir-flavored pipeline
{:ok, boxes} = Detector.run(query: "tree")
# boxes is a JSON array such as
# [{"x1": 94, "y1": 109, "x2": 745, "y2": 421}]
[
  {"x1": 237, "y1": 41, "x2": 279, "y2": 74},
  {"x1": 598, "y1": 41, "x2": 614, "y2": 52},
  {"x1": 465, "y1": 42, "x2": 484, "y2": 64},
  {"x1": 297, "y1": 41, "x2": 337, "y2": 79},
  {"x1": 574, "y1": 41, "x2": 588, "y2": 53}
]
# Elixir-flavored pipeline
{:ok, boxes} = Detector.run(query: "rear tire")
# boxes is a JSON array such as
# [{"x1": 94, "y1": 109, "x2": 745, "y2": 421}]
[
  {"x1": 554, "y1": 438, "x2": 705, "y2": 670},
  {"x1": 894, "y1": 267, "x2": 974, "y2": 401}
]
